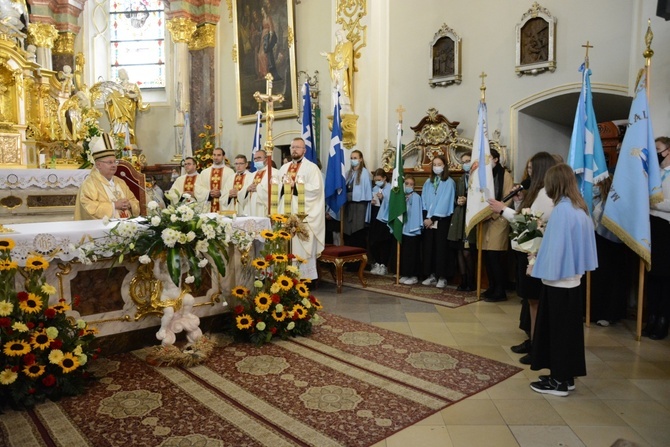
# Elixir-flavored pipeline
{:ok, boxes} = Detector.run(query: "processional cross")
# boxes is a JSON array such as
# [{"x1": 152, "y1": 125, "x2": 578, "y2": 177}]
[
  {"x1": 253, "y1": 73, "x2": 285, "y2": 213},
  {"x1": 581, "y1": 41, "x2": 594, "y2": 68},
  {"x1": 396, "y1": 104, "x2": 405, "y2": 124},
  {"x1": 479, "y1": 71, "x2": 487, "y2": 101}
]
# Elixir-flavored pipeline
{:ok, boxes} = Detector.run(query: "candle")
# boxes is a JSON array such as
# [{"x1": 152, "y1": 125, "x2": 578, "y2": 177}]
[
  {"x1": 283, "y1": 175, "x2": 293, "y2": 214},
  {"x1": 270, "y1": 176, "x2": 279, "y2": 215},
  {"x1": 39, "y1": 154, "x2": 46, "y2": 168},
  {"x1": 296, "y1": 175, "x2": 305, "y2": 214}
]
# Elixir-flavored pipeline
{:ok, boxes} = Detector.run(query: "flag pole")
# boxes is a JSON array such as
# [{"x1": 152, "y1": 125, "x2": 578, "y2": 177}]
[
  {"x1": 476, "y1": 222, "x2": 483, "y2": 300},
  {"x1": 582, "y1": 40, "x2": 594, "y2": 328}
]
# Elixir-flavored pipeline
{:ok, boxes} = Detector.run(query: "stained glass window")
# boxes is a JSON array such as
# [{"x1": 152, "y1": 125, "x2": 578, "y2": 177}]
[{"x1": 110, "y1": 0, "x2": 165, "y2": 88}]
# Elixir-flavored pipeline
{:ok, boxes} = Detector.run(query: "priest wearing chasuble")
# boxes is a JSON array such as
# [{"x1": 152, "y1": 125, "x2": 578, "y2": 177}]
[
  {"x1": 168, "y1": 157, "x2": 203, "y2": 203},
  {"x1": 278, "y1": 138, "x2": 325, "y2": 280},
  {"x1": 229, "y1": 155, "x2": 254, "y2": 215},
  {"x1": 241, "y1": 150, "x2": 270, "y2": 217},
  {"x1": 74, "y1": 133, "x2": 140, "y2": 220},
  {"x1": 195, "y1": 147, "x2": 235, "y2": 212}
]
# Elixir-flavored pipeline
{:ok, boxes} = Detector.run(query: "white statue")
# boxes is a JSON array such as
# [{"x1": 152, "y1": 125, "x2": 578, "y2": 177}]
[
  {"x1": 26, "y1": 44, "x2": 37, "y2": 63},
  {"x1": 321, "y1": 29, "x2": 355, "y2": 113},
  {"x1": 59, "y1": 65, "x2": 74, "y2": 95},
  {"x1": 0, "y1": 0, "x2": 25, "y2": 39}
]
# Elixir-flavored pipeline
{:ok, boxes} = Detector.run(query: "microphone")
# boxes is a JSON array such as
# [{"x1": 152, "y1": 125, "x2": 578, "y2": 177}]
[
  {"x1": 501, "y1": 184, "x2": 525, "y2": 202},
  {"x1": 119, "y1": 171, "x2": 151, "y2": 197}
]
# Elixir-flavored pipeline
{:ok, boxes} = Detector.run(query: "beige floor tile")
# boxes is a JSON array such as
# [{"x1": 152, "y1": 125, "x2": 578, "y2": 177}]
[
  {"x1": 630, "y1": 379, "x2": 670, "y2": 409},
  {"x1": 604, "y1": 400, "x2": 670, "y2": 427},
  {"x1": 384, "y1": 425, "x2": 453, "y2": 447},
  {"x1": 605, "y1": 360, "x2": 670, "y2": 379},
  {"x1": 494, "y1": 399, "x2": 566, "y2": 426},
  {"x1": 589, "y1": 346, "x2": 644, "y2": 362},
  {"x1": 579, "y1": 378, "x2": 653, "y2": 400},
  {"x1": 630, "y1": 423, "x2": 670, "y2": 447},
  {"x1": 549, "y1": 399, "x2": 627, "y2": 427},
  {"x1": 447, "y1": 425, "x2": 519, "y2": 447},
  {"x1": 435, "y1": 306, "x2": 480, "y2": 323},
  {"x1": 509, "y1": 425, "x2": 585, "y2": 447},
  {"x1": 415, "y1": 411, "x2": 448, "y2": 426},
  {"x1": 371, "y1": 321, "x2": 413, "y2": 335},
  {"x1": 444, "y1": 321, "x2": 489, "y2": 334},
  {"x1": 486, "y1": 378, "x2": 545, "y2": 400},
  {"x1": 440, "y1": 399, "x2": 506, "y2": 425},
  {"x1": 404, "y1": 312, "x2": 445, "y2": 323},
  {"x1": 571, "y1": 426, "x2": 651, "y2": 447}
]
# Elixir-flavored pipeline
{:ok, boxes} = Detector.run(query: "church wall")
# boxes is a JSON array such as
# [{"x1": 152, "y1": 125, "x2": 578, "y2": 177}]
[{"x1": 518, "y1": 113, "x2": 572, "y2": 173}]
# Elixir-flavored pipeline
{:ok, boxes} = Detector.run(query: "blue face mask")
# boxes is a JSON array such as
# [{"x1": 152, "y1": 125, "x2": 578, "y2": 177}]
[
  {"x1": 350, "y1": 159, "x2": 360, "y2": 167},
  {"x1": 462, "y1": 162, "x2": 471, "y2": 172},
  {"x1": 254, "y1": 161, "x2": 265, "y2": 170},
  {"x1": 375, "y1": 180, "x2": 384, "y2": 187},
  {"x1": 404, "y1": 186, "x2": 413, "y2": 194}
]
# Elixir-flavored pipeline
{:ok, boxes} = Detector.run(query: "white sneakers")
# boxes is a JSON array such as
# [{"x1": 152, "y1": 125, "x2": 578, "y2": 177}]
[
  {"x1": 436, "y1": 278, "x2": 447, "y2": 288},
  {"x1": 422, "y1": 274, "x2": 437, "y2": 286},
  {"x1": 371, "y1": 263, "x2": 388, "y2": 276},
  {"x1": 402, "y1": 276, "x2": 418, "y2": 285}
]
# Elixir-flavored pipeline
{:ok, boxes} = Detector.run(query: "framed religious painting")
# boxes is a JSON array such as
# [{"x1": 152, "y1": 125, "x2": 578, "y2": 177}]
[
  {"x1": 232, "y1": 0, "x2": 298, "y2": 123},
  {"x1": 429, "y1": 24, "x2": 461, "y2": 87},
  {"x1": 515, "y1": 2, "x2": 556, "y2": 76}
]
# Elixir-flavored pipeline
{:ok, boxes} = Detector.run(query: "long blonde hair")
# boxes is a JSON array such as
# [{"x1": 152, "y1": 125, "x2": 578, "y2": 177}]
[{"x1": 544, "y1": 163, "x2": 588, "y2": 213}]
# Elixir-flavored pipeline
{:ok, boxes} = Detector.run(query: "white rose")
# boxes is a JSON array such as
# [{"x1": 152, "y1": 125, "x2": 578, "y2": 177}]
[
  {"x1": 185, "y1": 275, "x2": 195, "y2": 284},
  {"x1": 198, "y1": 258, "x2": 208, "y2": 268},
  {"x1": 287, "y1": 322, "x2": 295, "y2": 330},
  {"x1": 151, "y1": 216, "x2": 161, "y2": 226},
  {"x1": 77, "y1": 319, "x2": 86, "y2": 329},
  {"x1": 170, "y1": 214, "x2": 178, "y2": 222},
  {"x1": 147, "y1": 201, "x2": 159, "y2": 210},
  {"x1": 275, "y1": 304, "x2": 284, "y2": 313},
  {"x1": 256, "y1": 321, "x2": 266, "y2": 331},
  {"x1": 139, "y1": 255, "x2": 151, "y2": 264}
]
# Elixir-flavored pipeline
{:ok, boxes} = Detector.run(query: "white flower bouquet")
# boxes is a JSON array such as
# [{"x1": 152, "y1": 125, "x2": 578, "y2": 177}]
[{"x1": 509, "y1": 208, "x2": 545, "y2": 254}]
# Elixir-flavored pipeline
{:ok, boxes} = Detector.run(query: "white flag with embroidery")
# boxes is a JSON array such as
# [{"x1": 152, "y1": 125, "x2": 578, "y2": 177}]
[{"x1": 465, "y1": 100, "x2": 494, "y2": 236}]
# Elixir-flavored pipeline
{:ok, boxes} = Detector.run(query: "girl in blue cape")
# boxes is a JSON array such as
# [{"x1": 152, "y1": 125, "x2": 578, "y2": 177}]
[
  {"x1": 528, "y1": 163, "x2": 598, "y2": 397},
  {"x1": 398, "y1": 175, "x2": 423, "y2": 285}
]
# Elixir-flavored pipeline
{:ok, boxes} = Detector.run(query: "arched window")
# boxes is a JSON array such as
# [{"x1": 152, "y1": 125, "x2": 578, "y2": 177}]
[{"x1": 109, "y1": 0, "x2": 165, "y2": 88}]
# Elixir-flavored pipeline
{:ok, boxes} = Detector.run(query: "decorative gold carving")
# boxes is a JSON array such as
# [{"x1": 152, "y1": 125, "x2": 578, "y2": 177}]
[
  {"x1": 328, "y1": 113, "x2": 358, "y2": 150},
  {"x1": 0, "y1": 224, "x2": 16, "y2": 233},
  {"x1": 226, "y1": 0, "x2": 232, "y2": 23},
  {"x1": 166, "y1": 17, "x2": 197, "y2": 44},
  {"x1": 129, "y1": 262, "x2": 186, "y2": 321},
  {"x1": 336, "y1": 0, "x2": 367, "y2": 72},
  {"x1": 27, "y1": 23, "x2": 59, "y2": 48},
  {"x1": 287, "y1": 26, "x2": 294, "y2": 48},
  {"x1": 515, "y1": 2, "x2": 556, "y2": 76},
  {"x1": 53, "y1": 32, "x2": 76, "y2": 55},
  {"x1": 56, "y1": 262, "x2": 72, "y2": 301},
  {"x1": 87, "y1": 315, "x2": 132, "y2": 325},
  {"x1": 232, "y1": 43, "x2": 237, "y2": 63},
  {"x1": 0, "y1": 133, "x2": 21, "y2": 165},
  {"x1": 189, "y1": 23, "x2": 216, "y2": 51}
]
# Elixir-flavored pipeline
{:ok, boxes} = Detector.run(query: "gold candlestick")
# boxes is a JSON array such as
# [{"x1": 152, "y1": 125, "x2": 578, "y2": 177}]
[
  {"x1": 271, "y1": 176, "x2": 279, "y2": 215},
  {"x1": 283, "y1": 176, "x2": 293, "y2": 214},
  {"x1": 296, "y1": 175, "x2": 305, "y2": 215}
]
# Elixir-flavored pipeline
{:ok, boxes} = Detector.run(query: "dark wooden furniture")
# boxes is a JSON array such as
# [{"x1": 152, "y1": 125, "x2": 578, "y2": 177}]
[
  {"x1": 114, "y1": 159, "x2": 147, "y2": 216},
  {"x1": 318, "y1": 244, "x2": 367, "y2": 294}
]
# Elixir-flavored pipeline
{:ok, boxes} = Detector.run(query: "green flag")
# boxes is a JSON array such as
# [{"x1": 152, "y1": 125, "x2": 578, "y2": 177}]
[{"x1": 387, "y1": 122, "x2": 406, "y2": 242}]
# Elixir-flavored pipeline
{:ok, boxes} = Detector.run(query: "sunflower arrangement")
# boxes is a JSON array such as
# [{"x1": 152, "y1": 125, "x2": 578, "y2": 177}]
[
  {"x1": 0, "y1": 238, "x2": 99, "y2": 410},
  {"x1": 230, "y1": 214, "x2": 321, "y2": 345}
]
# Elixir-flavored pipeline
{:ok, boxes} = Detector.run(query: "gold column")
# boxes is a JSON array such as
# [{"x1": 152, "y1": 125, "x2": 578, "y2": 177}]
[
  {"x1": 53, "y1": 32, "x2": 75, "y2": 55},
  {"x1": 189, "y1": 23, "x2": 217, "y2": 51},
  {"x1": 27, "y1": 23, "x2": 59, "y2": 70},
  {"x1": 166, "y1": 17, "x2": 197, "y2": 44}
]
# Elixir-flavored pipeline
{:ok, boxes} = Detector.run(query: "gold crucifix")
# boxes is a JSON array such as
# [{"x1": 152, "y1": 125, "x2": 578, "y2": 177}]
[
  {"x1": 479, "y1": 71, "x2": 487, "y2": 101},
  {"x1": 396, "y1": 104, "x2": 405, "y2": 124},
  {"x1": 253, "y1": 73, "x2": 284, "y2": 152},
  {"x1": 582, "y1": 41, "x2": 594, "y2": 68}
]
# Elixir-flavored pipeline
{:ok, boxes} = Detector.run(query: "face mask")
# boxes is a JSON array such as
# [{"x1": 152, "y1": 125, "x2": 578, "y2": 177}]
[
  {"x1": 404, "y1": 186, "x2": 413, "y2": 194},
  {"x1": 433, "y1": 166, "x2": 444, "y2": 175},
  {"x1": 254, "y1": 161, "x2": 265, "y2": 170},
  {"x1": 592, "y1": 186, "x2": 601, "y2": 197},
  {"x1": 462, "y1": 162, "x2": 471, "y2": 172},
  {"x1": 658, "y1": 152, "x2": 666, "y2": 165},
  {"x1": 375, "y1": 180, "x2": 384, "y2": 187},
  {"x1": 350, "y1": 159, "x2": 360, "y2": 167}
]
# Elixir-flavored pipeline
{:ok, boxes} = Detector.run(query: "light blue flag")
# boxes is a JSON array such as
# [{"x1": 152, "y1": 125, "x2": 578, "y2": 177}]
[
  {"x1": 465, "y1": 100, "x2": 494, "y2": 236},
  {"x1": 567, "y1": 64, "x2": 609, "y2": 214},
  {"x1": 324, "y1": 90, "x2": 347, "y2": 214},
  {"x1": 301, "y1": 82, "x2": 317, "y2": 164},
  {"x1": 249, "y1": 110, "x2": 262, "y2": 172},
  {"x1": 602, "y1": 71, "x2": 663, "y2": 269}
]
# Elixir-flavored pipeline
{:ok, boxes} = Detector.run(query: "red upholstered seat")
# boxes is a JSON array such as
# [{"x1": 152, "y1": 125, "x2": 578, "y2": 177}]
[
  {"x1": 321, "y1": 245, "x2": 367, "y2": 257},
  {"x1": 114, "y1": 159, "x2": 147, "y2": 216},
  {"x1": 318, "y1": 244, "x2": 367, "y2": 293}
]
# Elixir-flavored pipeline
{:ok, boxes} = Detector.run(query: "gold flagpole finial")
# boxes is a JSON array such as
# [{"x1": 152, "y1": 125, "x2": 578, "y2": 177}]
[
  {"x1": 581, "y1": 41, "x2": 594, "y2": 69},
  {"x1": 643, "y1": 19, "x2": 654, "y2": 66},
  {"x1": 396, "y1": 104, "x2": 405, "y2": 124},
  {"x1": 479, "y1": 71, "x2": 487, "y2": 102}
]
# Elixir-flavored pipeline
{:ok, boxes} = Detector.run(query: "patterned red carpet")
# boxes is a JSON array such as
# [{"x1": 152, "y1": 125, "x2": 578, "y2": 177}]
[
  {"x1": 0, "y1": 313, "x2": 520, "y2": 447},
  {"x1": 320, "y1": 271, "x2": 480, "y2": 308}
]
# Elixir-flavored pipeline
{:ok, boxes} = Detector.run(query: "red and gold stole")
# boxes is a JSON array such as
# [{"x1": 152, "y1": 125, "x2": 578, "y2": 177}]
[
  {"x1": 251, "y1": 169, "x2": 266, "y2": 194},
  {"x1": 233, "y1": 172, "x2": 245, "y2": 192},
  {"x1": 183, "y1": 175, "x2": 197, "y2": 195},
  {"x1": 210, "y1": 167, "x2": 223, "y2": 212},
  {"x1": 287, "y1": 162, "x2": 301, "y2": 182}
]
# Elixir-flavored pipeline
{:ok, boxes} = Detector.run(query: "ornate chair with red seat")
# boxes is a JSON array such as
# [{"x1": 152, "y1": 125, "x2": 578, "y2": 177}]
[
  {"x1": 114, "y1": 159, "x2": 147, "y2": 216},
  {"x1": 318, "y1": 241, "x2": 367, "y2": 294}
]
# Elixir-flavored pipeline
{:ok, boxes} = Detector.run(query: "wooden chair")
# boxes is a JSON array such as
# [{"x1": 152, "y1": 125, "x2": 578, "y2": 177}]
[
  {"x1": 114, "y1": 159, "x2": 147, "y2": 216},
  {"x1": 318, "y1": 244, "x2": 367, "y2": 293}
]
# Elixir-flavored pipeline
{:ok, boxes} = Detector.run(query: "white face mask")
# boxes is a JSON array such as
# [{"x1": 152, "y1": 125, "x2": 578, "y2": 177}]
[
  {"x1": 433, "y1": 166, "x2": 444, "y2": 175},
  {"x1": 404, "y1": 186, "x2": 414, "y2": 194}
]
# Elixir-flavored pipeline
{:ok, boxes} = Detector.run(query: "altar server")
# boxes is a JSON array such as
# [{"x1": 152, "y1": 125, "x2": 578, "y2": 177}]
[
  {"x1": 242, "y1": 149, "x2": 270, "y2": 217},
  {"x1": 75, "y1": 133, "x2": 140, "y2": 220},
  {"x1": 278, "y1": 137, "x2": 325, "y2": 280},
  {"x1": 228, "y1": 154, "x2": 254, "y2": 214},
  {"x1": 168, "y1": 157, "x2": 202, "y2": 203},
  {"x1": 195, "y1": 147, "x2": 235, "y2": 212},
  {"x1": 529, "y1": 163, "x2": 597, "y2": 397}
]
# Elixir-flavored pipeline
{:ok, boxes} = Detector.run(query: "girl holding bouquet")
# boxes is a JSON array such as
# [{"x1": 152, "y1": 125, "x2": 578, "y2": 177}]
[
  {"x1": 488, "y1": 152, "x2": 556, "y2": 365},
  {"x1": 527, "y1": 163, "x2": 597, "y2": 396}
]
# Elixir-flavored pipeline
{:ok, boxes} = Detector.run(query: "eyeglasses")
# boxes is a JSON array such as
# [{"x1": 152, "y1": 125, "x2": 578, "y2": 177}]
[{"x1": 98, "y1": 160, "x2": 119, "y2": 165}]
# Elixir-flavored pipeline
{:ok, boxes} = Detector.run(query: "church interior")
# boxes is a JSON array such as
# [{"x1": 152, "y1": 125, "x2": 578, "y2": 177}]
[{"x1": 1, "y1": 0, "x2": 669, "y2": 446}]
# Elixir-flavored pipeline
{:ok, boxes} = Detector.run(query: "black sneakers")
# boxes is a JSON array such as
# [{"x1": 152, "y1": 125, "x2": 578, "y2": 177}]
[
  {"x1": 511, "y1": 339, "x2": 531, "y2": 354},
  {"x1": 530, "y1": 377, "x2": 570, "y2": 397},
  {"x1": 538, "y1": 375, "x2": 575, "y2": 390}
]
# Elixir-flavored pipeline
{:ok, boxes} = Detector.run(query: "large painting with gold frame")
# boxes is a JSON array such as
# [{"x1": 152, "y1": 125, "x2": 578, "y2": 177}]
[{"x1": 232, "y1": 0, "x2": 298, "y2": 123}]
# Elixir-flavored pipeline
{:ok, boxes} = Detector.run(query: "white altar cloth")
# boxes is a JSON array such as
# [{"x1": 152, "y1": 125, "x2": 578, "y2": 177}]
[
  {"x1": 6, "y1": 215, "x2": 270, "y2": 266},
  {"x1": 0, "y1": 168, "x2": 89, "y2": 190}
]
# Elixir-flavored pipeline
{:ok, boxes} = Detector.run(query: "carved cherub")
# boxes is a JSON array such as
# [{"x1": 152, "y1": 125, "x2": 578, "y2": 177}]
[{"x1": 59, "y1": 65, "x2": 74, "y2": 95}]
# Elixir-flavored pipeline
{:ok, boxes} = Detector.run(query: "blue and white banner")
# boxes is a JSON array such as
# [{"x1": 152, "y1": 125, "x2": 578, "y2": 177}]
[
  {"x1": 465, "y1": 100, "x2": 494, "y2": 236},
  {"x1": 250, "y1": 110, "x2": 262, "y2": 172},
  {"x1": 301, "y1": 82, "x2": 317, "y2": 164},
  {"x1": 324, "y1": 90, "x2": 347, "y2": 214}
]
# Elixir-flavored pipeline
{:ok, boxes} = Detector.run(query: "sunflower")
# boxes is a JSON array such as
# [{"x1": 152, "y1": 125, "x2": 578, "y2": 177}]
[
  {"x1": 19, "y1": 293, "x2": 43, "y2": 314},
  {"x1": 295, "y1": 283, "x2": 309, "y2": 298},
  {"x1": 231, "y1": 286, "x2": 250, "y2": 298},
  {"x1": 0, "y1": 259, "x2": 18, "y2": 271},
  {"x1": 31, "y1": 330, "x2": 53, "y2": 350},
  {"x1": 236, "y1": 314, "x2": 253, "y2": 330},
  {"x1": 275, "y1": 275, "x2": 293, "y2": 291},
  {"x1": 3, "y1": 340, "x2": 31, "y2": 356},
  {"x1": 270, "y1": 214, "x2": 287, "y2": 223},
  {"x1": 311, "y1": 297, "x2": 324, "y2": 310},
  {"x1": 251, "y1": 258, "x2": 269, "y2": 270},
  {"x1": 292, "y1": 304, "x2": 308, "y2": 319},
  {"x1": 51, "y1": 302, "x2": 71, "y2": 314},
  {"x1": 273, "y1": 254, "x2": 288, "y2": 263},
  {"x1": 271, "y1": 309, "x2": 286, "y2": 322},
  {"x1": 260, "y1": 230, "x2": 276, "y2": 240},
  {"x1": 276, "y1": 230, "x2": 292, "y2": 240},
  {"x1": 0, "y1": 238, "x2": 15, "y2": 251},
  {"x1": 254, "y1": 293, "x2": 271, "y2": 311},
  {"x1": 24, "y1": 255, "x2": 49, "y2": 271},
  {"x1": 23, "y1": 363, "x2": 46, "y2": 379},
  {"x1": 293, "y1": 255, "x2": 307, "y2": 264},
  {"x1": 0, "y1": 300, "x2": 13, "y2": 316},
  {"x1": 59, "y1": 352, "x2": 80, "y2": 373},
  {"x1": 0, "y1": 369, "x2": 18, "y2": 385}
]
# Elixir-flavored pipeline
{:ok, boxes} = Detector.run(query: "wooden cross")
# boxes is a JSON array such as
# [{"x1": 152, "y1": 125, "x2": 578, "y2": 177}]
[
  {"x1": 396, "y1": 104, "x2": 405, "y2": 123},
  {"x1": 253, "y1": 73, "x2": 284, "y2": 152},
  {"x1": 582, "y1": 41, "x2": 594, "y2": 68}
]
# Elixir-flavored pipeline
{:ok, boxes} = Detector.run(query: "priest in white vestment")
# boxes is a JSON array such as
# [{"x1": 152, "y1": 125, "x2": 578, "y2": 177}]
[
  {"x1": 168, "y1": 156, "x2": 203, "y2": 203},
  {"x1": 240, "y1": 150, "x2": 270, "y2": 217},
  {"x1": 278, "y1": 138, "x2": 325, "y2": 279},
  {"x1": 74, "y1": 133, "x2": 140, "y2": 220},
  {"x1": 195, "y1": 147, "x2": 235, "y2": 212},
  {"x1": 228, "y1": 154, "x2": 254, "y2": 215}
]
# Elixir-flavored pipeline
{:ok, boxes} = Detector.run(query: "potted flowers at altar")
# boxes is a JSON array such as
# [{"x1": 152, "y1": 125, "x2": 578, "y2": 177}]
[
  {"x1": 0, "y1": 239, "x2": 99, "y2": 410},
  {"x1": 230, "y1": 214, "x2": 323, "y2": 346}
]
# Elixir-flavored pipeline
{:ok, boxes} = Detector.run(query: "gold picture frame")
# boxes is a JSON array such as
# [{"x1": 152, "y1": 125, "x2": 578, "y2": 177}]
[
  {"x1": 515, "y1": 2, "x2": 556, "y2": 76},
  {"x1": 429, "y1": 24, "x2": 462, "y2": 88},
  {"x1": 232, "y1": 0, "x2": 298, "y2": 123}
]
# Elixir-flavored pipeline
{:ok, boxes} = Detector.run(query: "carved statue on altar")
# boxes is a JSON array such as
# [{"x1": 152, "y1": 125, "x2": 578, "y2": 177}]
[
  {"x1": 58, "y1": 65, "x2": 74, "y2": 95},
  {"x1": 0, "y1": 0, "x2": 27, "y2": 40},
  {"x1": 91, "y1": 68, "x2": 149, "y2": 144},
  {"x1": 321, "y1": 29, "x2": 354, "y2": 113}
]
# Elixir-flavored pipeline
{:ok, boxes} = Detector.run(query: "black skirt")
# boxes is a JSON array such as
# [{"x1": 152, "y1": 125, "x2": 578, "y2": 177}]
[{"x1": 514, "y1": 250, "x2": 542, "y2": 300}]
